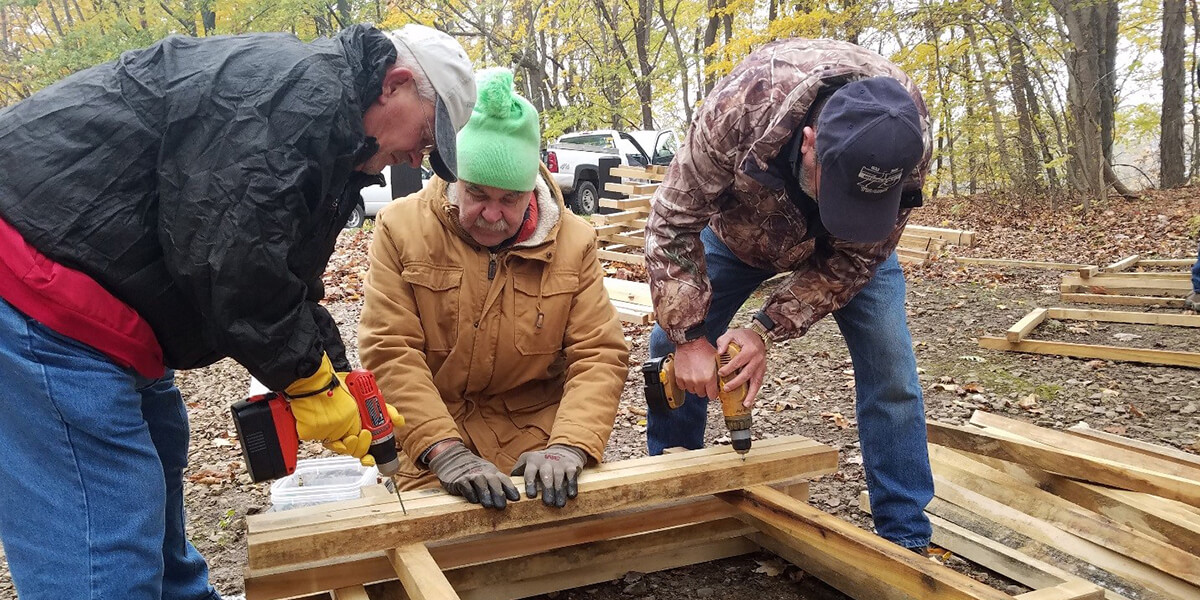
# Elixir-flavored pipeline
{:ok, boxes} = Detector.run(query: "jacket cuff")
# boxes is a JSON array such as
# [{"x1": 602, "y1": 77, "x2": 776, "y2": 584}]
[
  {"x1": 549, "y1": 424, "x2": 609, "y2": 465},
  {"x1": 663, "y1": 321, "x2": 708, "y2": 346},
  {"x1": 400, "y1": 414, "x2": 461, "y2": 471}
]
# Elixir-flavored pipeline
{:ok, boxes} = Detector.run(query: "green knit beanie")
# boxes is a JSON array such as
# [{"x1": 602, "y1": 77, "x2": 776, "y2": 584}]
[{"x1": 456, "y1": 68, "x2": 541, "y2": 192}]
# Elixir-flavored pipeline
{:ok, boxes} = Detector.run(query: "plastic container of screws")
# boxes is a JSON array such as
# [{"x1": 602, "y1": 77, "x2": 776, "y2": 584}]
[{"x1": 268, "y1": 456, "x2": 380, "y2": 512}]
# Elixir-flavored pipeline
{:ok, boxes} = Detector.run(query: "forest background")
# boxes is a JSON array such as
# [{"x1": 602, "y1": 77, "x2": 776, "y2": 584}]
[{"x1": 0, "y1": 0, "x2": 1195, "y2": 209}]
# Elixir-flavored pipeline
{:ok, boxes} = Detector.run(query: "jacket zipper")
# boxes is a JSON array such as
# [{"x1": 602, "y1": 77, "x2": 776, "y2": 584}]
[{"x1": 488, "y1": 252, "x2": 497, "y2": 280}]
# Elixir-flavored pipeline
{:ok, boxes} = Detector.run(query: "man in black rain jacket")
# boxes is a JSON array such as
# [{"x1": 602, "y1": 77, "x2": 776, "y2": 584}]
[{"x1": 0, "y1": 23, "x2": 475, "y2": 599}]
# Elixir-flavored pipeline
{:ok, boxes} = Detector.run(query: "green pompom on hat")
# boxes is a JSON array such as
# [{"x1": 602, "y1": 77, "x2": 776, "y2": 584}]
[{"x1": 455, "y1": 68, "x2": 541, "y2": 192}]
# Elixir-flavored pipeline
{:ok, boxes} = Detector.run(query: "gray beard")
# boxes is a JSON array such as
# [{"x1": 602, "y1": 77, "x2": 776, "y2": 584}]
[
  {"x1": 798, "y1": 159, "x2": 817, "y2": 199},
  {"x1": 473, "y1": 216, "x2": 510, "y2": 232}
]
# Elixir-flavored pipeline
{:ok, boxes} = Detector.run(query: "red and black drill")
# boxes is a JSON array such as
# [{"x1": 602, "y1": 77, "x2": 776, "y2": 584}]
[{"x1": 230, "y1": 369, "x2": 406, "y2": 511}]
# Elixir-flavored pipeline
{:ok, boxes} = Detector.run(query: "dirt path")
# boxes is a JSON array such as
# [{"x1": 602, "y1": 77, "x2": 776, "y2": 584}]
[{"x1": 0, "y1": 191, "x2": 1197, "y2": 600}]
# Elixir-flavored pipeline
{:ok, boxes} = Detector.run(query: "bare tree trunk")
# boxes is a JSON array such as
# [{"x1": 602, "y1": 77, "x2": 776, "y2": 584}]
[
  {"x1": 1000, "y1": 0, "x2": 1043, "y2": 192},
  {"x1": 965, "y1": 23, "x2": 1011, "y2": 190},
  {"x1": 635, "y1": 0, "x2": 654, "y2": 129},
  {"x1": 46, "y1": 1, "x2": 65, "y2": 36},
  {"x1": 1099, "y1": 0, "x2": 1118, "y2": 164},
  {"x1": 1191, "y1": 0, "x2": 1200, "y2": 180},
  {"x1": 201, "y1": 0, "x2": 216, "y2": 35},
  {"x1": 702, "y1": 0, "x2": 722, "y2": 94},
  {"x1": 1162, "y1": 0, "x2": 1187, "y2": 188},
  {"x1": 659, "y1": 0, "x2": 693, "y2": 124},
  {"x1": 61, "y1": 0, "x2": 74, "y2": 26},
  {"x1": 335, "y1": 0, "x2": 351, "y2": 28}
]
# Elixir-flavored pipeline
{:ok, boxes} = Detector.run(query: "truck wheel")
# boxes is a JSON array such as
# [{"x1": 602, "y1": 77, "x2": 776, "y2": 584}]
[
  {"x1": 571, "y1": 180, "x2": 598, "y2": 215},
  {"x1": 344, "y1": 203, "x2": 365, "y2": 229}
]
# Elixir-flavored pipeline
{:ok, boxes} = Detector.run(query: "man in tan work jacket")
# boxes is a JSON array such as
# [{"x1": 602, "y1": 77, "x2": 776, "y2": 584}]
[{"x1": 359, "y1": 68, "x2": 629, "y2": 509}]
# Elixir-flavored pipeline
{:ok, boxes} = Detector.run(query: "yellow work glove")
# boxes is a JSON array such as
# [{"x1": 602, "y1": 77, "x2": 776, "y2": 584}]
[{"x1": 285, "y1": 354, "x2": 401, "y2": 467}]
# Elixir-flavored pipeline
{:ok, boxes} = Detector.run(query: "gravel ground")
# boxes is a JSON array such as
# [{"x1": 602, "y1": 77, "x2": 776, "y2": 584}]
[{"x1": 1, "y1": 190, "x2": 1197, "y2": 600}]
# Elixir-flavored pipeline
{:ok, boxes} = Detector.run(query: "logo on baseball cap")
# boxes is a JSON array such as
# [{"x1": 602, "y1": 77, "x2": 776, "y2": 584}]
[
  {"x1": 815, "y1": 77, "x2": 924, "y2": 244},
  {"x1": 385, "y1": 25, "x2": 476, "y2": 182}
]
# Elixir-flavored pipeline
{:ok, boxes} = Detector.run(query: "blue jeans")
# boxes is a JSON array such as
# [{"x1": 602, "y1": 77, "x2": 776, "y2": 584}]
[
  {"x1": 647, "y1": 228, "x2": 934, "y2": 549},
  {"x1": 1192, "y1": 241, "x2": 1199, "y2": 293},
  {"x1": 0, "y1": 298, "x2": 218, "y2": 600}
]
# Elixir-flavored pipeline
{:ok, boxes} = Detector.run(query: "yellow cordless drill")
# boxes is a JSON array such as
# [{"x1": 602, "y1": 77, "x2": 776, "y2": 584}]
[{"x1": 641, "y1": 343, "x2": 752, "y2": 456}]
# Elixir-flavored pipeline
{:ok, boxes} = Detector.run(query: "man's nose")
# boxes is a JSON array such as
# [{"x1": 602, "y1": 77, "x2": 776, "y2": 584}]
[{"x1": 481, "y1": 203, "x2": 504, "y2": 221}]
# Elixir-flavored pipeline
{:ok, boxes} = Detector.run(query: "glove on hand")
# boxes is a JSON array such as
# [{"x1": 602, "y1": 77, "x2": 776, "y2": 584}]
[
  {"x1": 510, "y1": 444, "x2": 588, "y2": 508},
  {"x1": 427, "y1": 442, "x2": 520, "y2": 509},
  {"x1": 285, "y1": 355, "x2": 401, "y2": 467}
]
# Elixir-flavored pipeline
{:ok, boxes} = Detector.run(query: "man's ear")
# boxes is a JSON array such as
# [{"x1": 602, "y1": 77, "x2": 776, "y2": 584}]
[
  {"x1": 801, "y1": 126, "x2": 817, "y2": 156},
  {"x1": 379, "y1": 67, "x2": 416, "y2": 101}
]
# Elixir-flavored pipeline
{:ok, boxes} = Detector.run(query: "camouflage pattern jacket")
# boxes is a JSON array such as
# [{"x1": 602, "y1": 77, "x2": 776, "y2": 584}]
[{"x1": 645, "y1": 38, "x2": 932, "y2": 344}]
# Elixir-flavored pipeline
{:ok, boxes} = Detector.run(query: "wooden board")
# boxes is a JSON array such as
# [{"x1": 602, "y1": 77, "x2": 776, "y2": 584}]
[
  {"x1": 904, "y1": 224, "x2": 978, "y2": 246},
  {"x1": 931, "y1": 477, "x2": 1200, "y2": 600},
  {"x1": 1065, "y1": 423, "x2": 1200, "y2": 471},
  {"x1": 1060, "y1": 274, "x2": 1190, "y2": 295},
  {"x1": 953, "y1": 258, "x2": 1091, "y2": 270},
  {"x1": 1045, "y1": 308, "x2": 1200, "y2": 328},
  {"x1": 591, "y1": 209, "x2": 647, "y2": 225},
  {"x1": 930, "y1": 445, "x2": 1200, "y2": 584},
  {"x1": 968, "y1": 411, "x2": 1200, "y2": 482},
  {"x1": 331, "y1": 586, "x2": 369, "y2": 600},
  {"x1": 1102, "y1": 255, "x2": 1141, "y2": 273},
  {"x1": 598, "y1": 232, "x2": 646, "y2": 247},
  {"x1": 388, "y1": 544, "x2": 458, "y2": 600},
  {"x1": 599, "y1": 196, "x2": 651, "y2": 211},
  {"x1": 724, "y1": 486, "x2": 1011, "y2": 600},
  {"x1": 954, "y1": 450, "x2": 1200, "y2": 557},
  {"x1": 611, "y1": 300, "x2": 652, "y2": 324},
  {"x1": 248, "y1": 436, "x2": 837, "y2": 570},
  {"x1": 858, "y1": 491, "x2": 1107, "y2": 598},
  {"x1": 1137, "y1": 258, "x2": 1196, "y2": 268},
  {"x1": 1007, "y1": 308, "x2": 1049, "y2": 342},
  {"x1": 1059, "y1": 293, "x2": 1186, "y2": 308},
  {"x1": 926, "y1": 420, "x2": 1200, "y2": 507},
  {"x1": 596, "y1": 249, "x2": 644, "y2": 265},
  {"x1": 603, "y1": 182, "x2": 658, "y2": 196},
  {"x1": 608, "y1": 166, "x2": 667, "y2": 181},
  {"x1": 977, "y1": 336, "x2": 1200, "y2": 369}
]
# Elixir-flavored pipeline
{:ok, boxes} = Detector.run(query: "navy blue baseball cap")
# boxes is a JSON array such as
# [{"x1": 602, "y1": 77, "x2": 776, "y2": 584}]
[{"x1": 815, "y1": 77, "x2": 924, "y2": 244}]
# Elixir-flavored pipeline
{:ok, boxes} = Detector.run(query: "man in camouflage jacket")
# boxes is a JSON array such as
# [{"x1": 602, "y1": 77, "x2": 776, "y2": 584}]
[{"x1": 643, "y1": 38, "x2": 934, "y2": 551}]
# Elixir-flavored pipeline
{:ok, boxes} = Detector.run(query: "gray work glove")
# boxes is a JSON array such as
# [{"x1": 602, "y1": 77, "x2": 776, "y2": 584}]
[
  {"x1": 510, "y1": 444, "x2": 588, "y2": 508},
  {"x1": 427, "y1": 442, "x2": 520, "y2": 509}
]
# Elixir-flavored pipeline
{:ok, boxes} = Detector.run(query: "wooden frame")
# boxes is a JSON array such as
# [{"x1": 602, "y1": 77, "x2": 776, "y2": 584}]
[
  {"x1": 953, "y1": 258, "x2": 1091, "y2": 270},
  {"x1": 980, "y1": 307, "x2": 1200, "y2": 369},
  {"x1": 243, "y1": 436, "x2": 1095, "y2": 600}
]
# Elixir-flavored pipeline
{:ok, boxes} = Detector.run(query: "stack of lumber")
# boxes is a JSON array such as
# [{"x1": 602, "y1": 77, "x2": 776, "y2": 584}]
[
  {"x1": 1063, "y1": 255, "x2": 1193, "y2": 307},
  {"x1": 603, "y1": 276, "x2": 653, "y2": 324},
  {"x1": 592, "y1": 165, "x2": 978, "y2": 268},
  {"x1": 907, "y1": 410, "x2": 1200, "y2": 600}
]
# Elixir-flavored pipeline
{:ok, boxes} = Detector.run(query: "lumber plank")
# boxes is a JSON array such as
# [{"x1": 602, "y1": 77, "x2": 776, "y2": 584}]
[
  {"x1": 596, "y1": 249, "x2": 644, "y2": 265},
  {"x1": 977, "y1": 336, "x2": 1200, "y2": 369},
  {"x1": 1102, "y1": 255, "x2": 1141, "y2": 273},
  {"x1": 905, "y1": 224, "x2": 978, "y2": 246},
  {"x1": 1136, "y1": 258, "x2": 1195, "y2": 268},
  {"x1": 597, "y1": 232, "x2": 646, "y2": 247},
  {"x1": 247, "y1": 477, "x2": 808, "y2": 600},
  {"x1": 591, "y1": 209, "x2": 646, "y2": 225},
  {"x1": 930, "y1": 445, "x2": 1200, "y2": 584},
  {"x1": 926, "y1": 420, "x2": 1200, "y2": 507},
  {"x1": 859, "y1": 491, "x2": 1099, "y2": 597},
  {"x1": 723, "y1": 486, "x2": 1010, "y2": 600},
  {"x1": 592, "y1": 223, "x2": 634, "y2": 237},
  {"x1": 248, "y1": 436, "x2": 837, "y2": 570},
  {"x1": 458, "y1": 536, "x2": 755, "y2": 600},
  {"x1": 931, "y1": 477, "x2": 1200, "y2": 600},
  {"x1": 895, "y1": 247, "x2": 930, "y2": 260},
  {"x1": 898, "y1": 234, "x2": 942, "y2": 252},
  {"x1": 968, "y1": 411, "x2": 1200, "y2": 482},
  {"x1": 1007, "y1": 308, "x2": 1050, "y2": 342},
  {"x1": 388, "y1": 544, "x2": 458, "y2": 600},
  {"x1": 608, "y1": 166, "x2": 666, "y2": 181},
  {"x1": 331, "y1": 586, "x2": 369, "y2": 600},
  {"x1": 1079, "y1": 266, "x2": 1101, "y2": 279},
  {"x1": 1046, "y1": 308, "x2": 1200, "y2": 328},
  {"x1": 1066, "y1": 423, "x2": 1200, "y2": 470},
  {"x1": 1060, "y1": 274, "x2": 1190, "y2": 295},
  {"x1": 953, "y1": 257, "x2": 1092, "y2": 270},
  {"x1": 611, "y1": 300, "x2": 652, "y2": 324},
  {"x1": 1059, "y1": 293, "x2": 1186, "y2": 308},
  {"x1": 599, "y1": 196, "x2": 651, "y2": 211},
  {"x1": 952, "y1": 450, "x2": 1200, "y2": 557},
  {"x1": 1014, "y1": 581, "x2": 1105, "y2": 600},
  {"x1": 250, "y1": 436, "x2": 812, "y2": 534},
  {"x1": 449, "y1": 518, "x2": 751, "y2": 593},
  {"x1": 897, "y1": 252, "x2": 929, "y2": 266},
  {"x1": 603, "y1": 182, "x2": 658, "y2": 196}
]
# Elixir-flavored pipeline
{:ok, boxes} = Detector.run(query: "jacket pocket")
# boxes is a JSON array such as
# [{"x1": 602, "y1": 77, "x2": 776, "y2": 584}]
[
  {"x1": 401, "y1": 264, "x2": 463, "y2": 352},
  {"x1": 512, "y1": 269, "x2": 577, "y2": 355},
  {"x1": 503, "y1": 392, "x2": 559, "y2": 438}
]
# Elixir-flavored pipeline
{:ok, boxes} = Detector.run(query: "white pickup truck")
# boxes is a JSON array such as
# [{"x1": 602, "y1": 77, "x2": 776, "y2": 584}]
[{"x1": 543, "y1": 129, "x2": 677, "y2": 214}]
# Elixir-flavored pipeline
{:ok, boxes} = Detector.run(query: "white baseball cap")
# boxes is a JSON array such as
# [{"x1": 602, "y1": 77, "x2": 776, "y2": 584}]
[{"x1": 384, "y1": 24, "x2": 476, "y2": 182}]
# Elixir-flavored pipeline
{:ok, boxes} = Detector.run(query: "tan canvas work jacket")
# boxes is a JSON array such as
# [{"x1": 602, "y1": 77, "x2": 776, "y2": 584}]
[{"x1": 359, "y1": 167, "x2": 629, "y2": 485}]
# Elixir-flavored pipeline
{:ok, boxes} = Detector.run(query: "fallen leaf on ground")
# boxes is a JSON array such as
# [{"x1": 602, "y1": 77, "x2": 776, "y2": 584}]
[
  {"x1": 628, "y1": 405, "x2": 647, "y2": 417},
  {"x1": 1067, "y1": 326, "x2": 1090, "y2": 335},
  {"x1": 1102, "y1": 425, "x2": 1127, "y2": 435},
  {"x1": 754, "y1": 558, "x2": 789, "y2": 577},
  {"x1": 1112, "y1": 332, "x2": 1142, "y2": 342},
  {"x1": 1017, "y1": 394, "x2": 1039, "y2": 410},
  {"x1": 820, "y1": 412, "x2": 851, "y2": 429},
  {"x1": 959, "y1": 355, "x2": 987, "y2": 363}
]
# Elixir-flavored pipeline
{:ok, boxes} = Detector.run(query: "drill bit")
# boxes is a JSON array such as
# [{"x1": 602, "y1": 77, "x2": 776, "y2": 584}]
[{"x1": 389, "y1": 475, "x2": 408, "y2": 515}]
